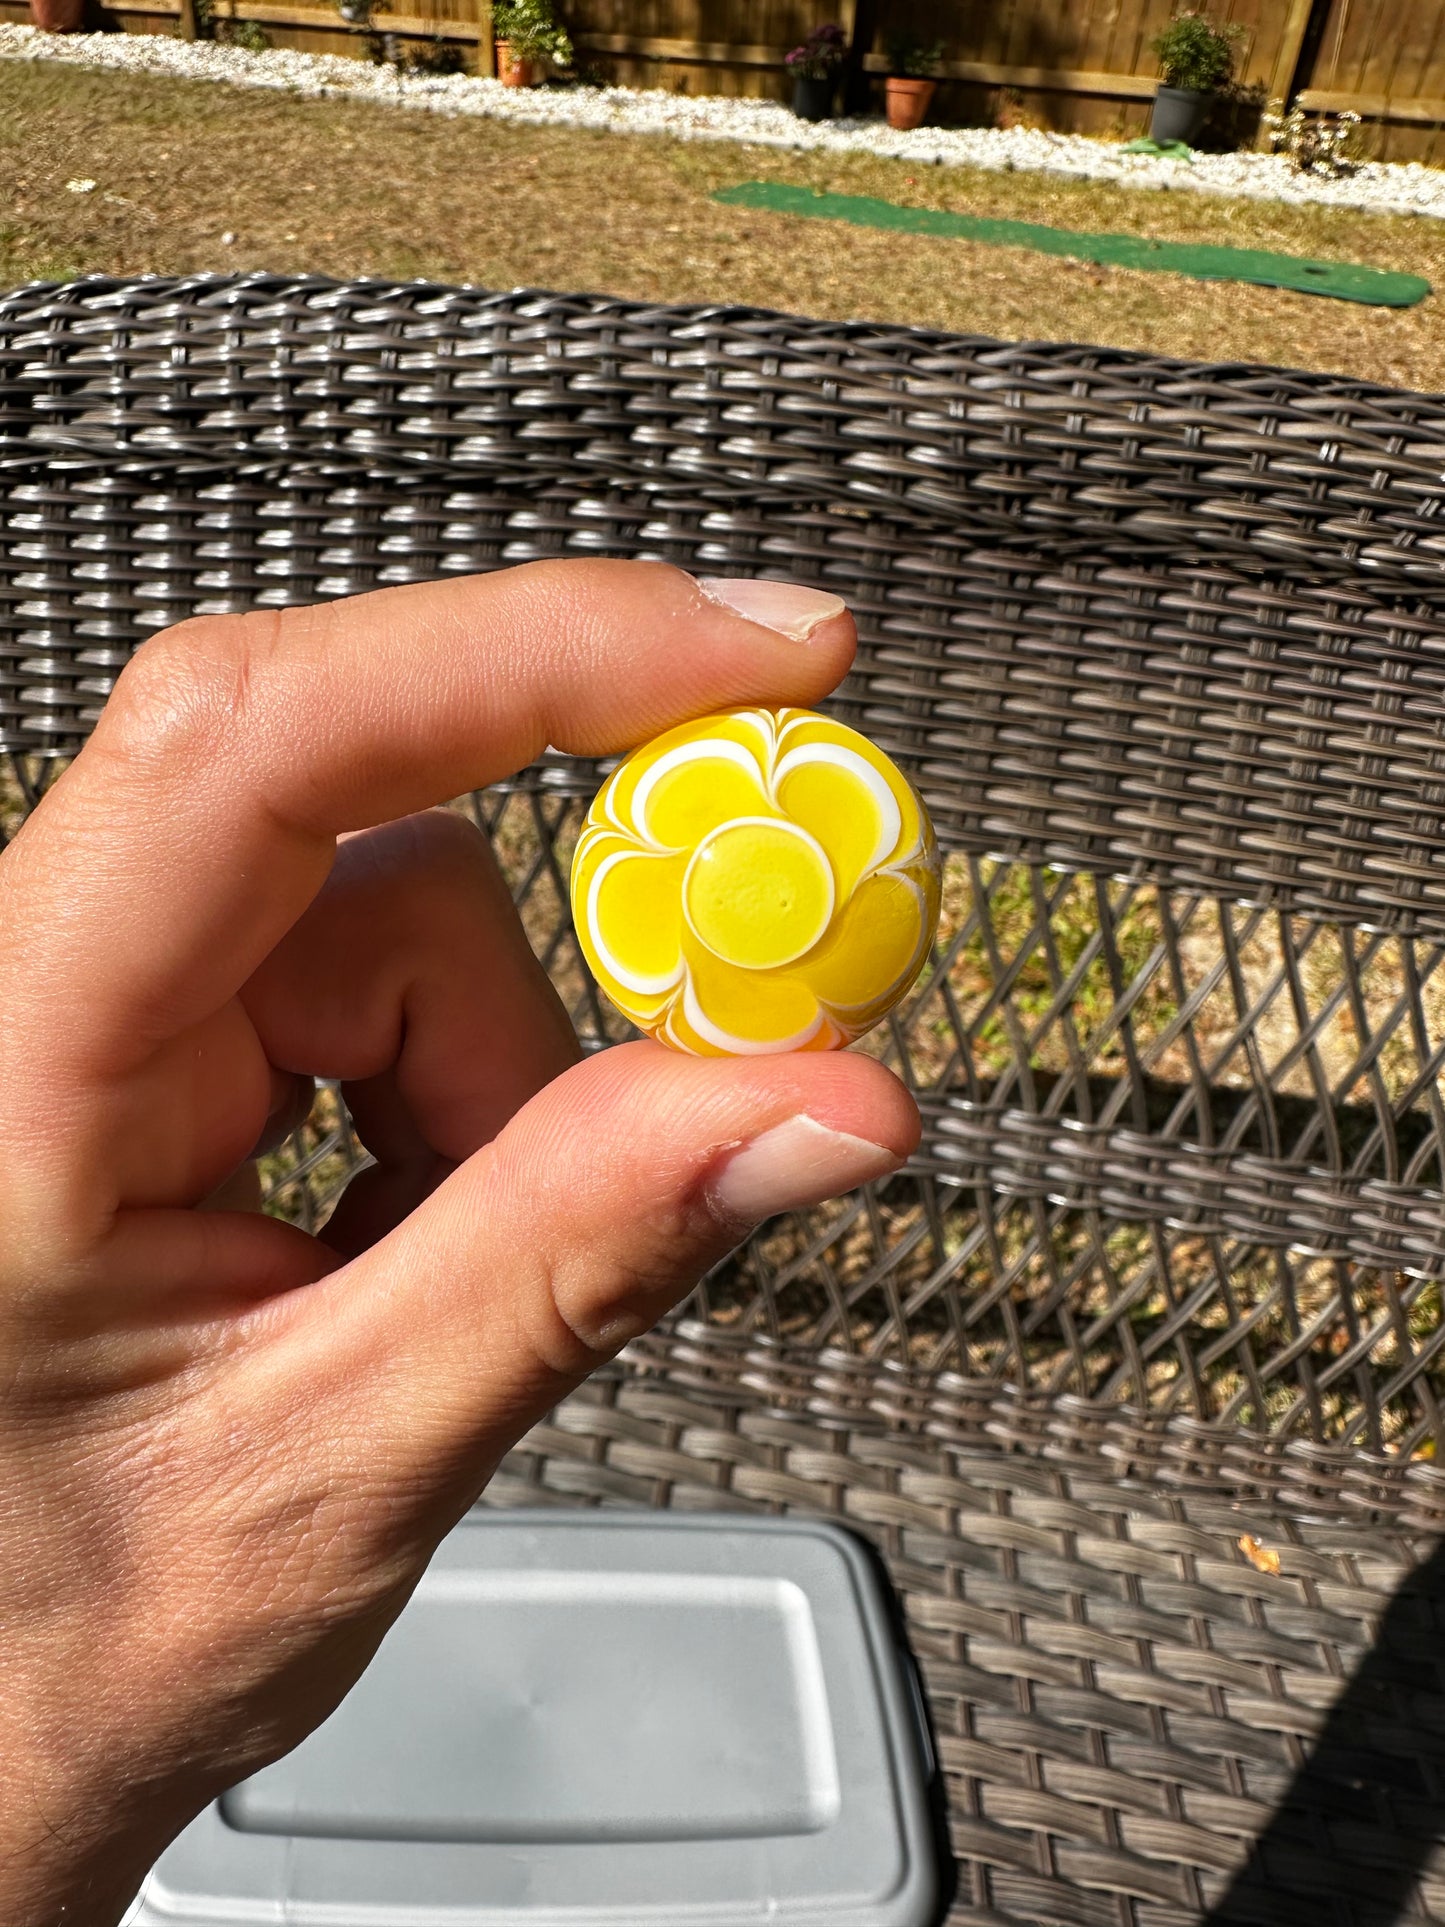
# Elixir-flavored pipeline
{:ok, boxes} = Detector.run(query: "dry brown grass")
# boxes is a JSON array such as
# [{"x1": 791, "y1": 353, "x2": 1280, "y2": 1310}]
[
  {"x1": 3, "y1": 60, "x2": 1444, "y2": 388},
  {"x1": 0, "y1": 754, "x2": 64, "y2": 843}
]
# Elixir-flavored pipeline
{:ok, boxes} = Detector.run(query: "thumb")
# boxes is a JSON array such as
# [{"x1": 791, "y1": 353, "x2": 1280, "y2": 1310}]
[{"x1": 264, "y1": 1041, "x2": 918, "y2": 1483}]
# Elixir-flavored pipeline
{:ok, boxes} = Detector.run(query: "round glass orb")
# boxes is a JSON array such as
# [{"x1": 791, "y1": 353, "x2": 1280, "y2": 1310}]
[{"x1": 571, "y1": 707, "x2": 942, "y2": 1056}]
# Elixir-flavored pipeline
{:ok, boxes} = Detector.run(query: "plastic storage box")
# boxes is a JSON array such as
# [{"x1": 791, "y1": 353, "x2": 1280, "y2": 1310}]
[{"x1": 130, "y1": 1510, "x2": 941, "y2": 1926}]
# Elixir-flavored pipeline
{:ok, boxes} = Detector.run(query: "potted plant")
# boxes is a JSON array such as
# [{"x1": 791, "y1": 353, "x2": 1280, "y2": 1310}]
[
  {"x1": 1149, "y1": 10, "x2": 1242, "y2": 147},
  {"x1": 785, "y1": 22, "x2": 846, "y2": 121},
  {"x1": 884, "y1": 34, "x2": 943, "y2": 131},
  {"x1": 492, "y1": 0, "x2": 572, "y2": 87},
  {"x1": 1262, "y1": 96, "x2": 1363, "y2": 176}
]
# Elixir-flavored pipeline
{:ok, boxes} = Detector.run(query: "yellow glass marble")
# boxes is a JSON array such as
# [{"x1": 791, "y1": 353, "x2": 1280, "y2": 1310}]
[{"x1": 571, "y1": 706, "x2": 942, "y2": 1056}]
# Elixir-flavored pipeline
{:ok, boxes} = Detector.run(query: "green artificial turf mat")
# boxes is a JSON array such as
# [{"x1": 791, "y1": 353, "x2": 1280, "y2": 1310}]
[
  {"x1": 1120, "y1": 137, "x2": 1195, "y2": 159},
  {"x1": 712, "y1": 182, "x2": 1431, "y2": 308}
]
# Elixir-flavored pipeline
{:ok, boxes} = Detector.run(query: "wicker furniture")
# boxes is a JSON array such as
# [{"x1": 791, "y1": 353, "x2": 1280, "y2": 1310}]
[{"x1": 8, "y1": 274, "x2": 1445, "y2": 1924}]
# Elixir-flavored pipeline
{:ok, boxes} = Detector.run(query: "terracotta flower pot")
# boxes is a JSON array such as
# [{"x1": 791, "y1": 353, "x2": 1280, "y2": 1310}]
[
  {"x1": 494, "y1": 38, "x2": 535, "y2": 86},
  {"x1": 885, "y1": 76, "x2": 936, "y2": 130},
  {"x1": 30, "y1": 0, "x2": 85, "y2": 29}
]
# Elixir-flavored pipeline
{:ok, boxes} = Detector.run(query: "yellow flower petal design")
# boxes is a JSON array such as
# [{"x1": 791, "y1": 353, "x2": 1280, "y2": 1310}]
[
  {"x1": 778, "y1": 710, "x2": 923, "y2": 841},
  {"x1": 798, "y1": 871, "x2": 928, "y2": 1019},
  {"x1": 675, "y1": 938, "x2": 826, "y2": 1056},
  {"x1": 582, "y1": 846, "x2": 688, "y2": 997},
  {"x1": 635, "y1": 748, "x2": 774, "y2": 853},
  {"x1": 602, "y1": 709, "x2": 774, "y2": 850},
  {"x1": 572, "y1": 704, "x2": 941, "y2": 1056},
  {"x1": 774, "y1": 746, "x2": 901, "y2": 905}
]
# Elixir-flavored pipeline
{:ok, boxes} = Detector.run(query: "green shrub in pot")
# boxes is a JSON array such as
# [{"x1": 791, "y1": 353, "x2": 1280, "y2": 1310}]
[
  {"x1": 493, "y1": 0, "x2": 572, "y2": 85},
  {"x1": 1149, "y1": 10, "x2": 1242, "y2": 147}
]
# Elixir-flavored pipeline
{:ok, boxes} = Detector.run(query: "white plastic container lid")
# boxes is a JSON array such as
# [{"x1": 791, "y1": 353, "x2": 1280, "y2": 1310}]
[{"x1": 132, "y1": 1510, "x2": 941, "y2": 1926}]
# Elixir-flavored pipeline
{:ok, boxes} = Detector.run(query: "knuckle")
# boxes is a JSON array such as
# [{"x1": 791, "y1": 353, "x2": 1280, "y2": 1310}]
[
  {"x1": 531, "y1": 1198, "x2": 711, "y2": 1376},
  {"x1": 100, "y1": 612, "x2": 281, "y2": 772},
  {"x1": 339, "y1": 809, "x2": 500, "y2": 918},
  {"x1": 403, "y1": 806, "x2": 495, "y2": 880}
]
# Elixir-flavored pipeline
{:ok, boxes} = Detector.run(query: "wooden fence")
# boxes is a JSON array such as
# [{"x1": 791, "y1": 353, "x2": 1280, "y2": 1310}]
[{"x1": 5, "y1": 0, "x2": 1443, "y2": 160}]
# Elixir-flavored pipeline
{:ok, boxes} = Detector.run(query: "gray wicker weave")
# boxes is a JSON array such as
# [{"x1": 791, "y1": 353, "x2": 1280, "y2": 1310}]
[{"x1": 8, "y1": 273, "x2": 1445, "y2": 1924}]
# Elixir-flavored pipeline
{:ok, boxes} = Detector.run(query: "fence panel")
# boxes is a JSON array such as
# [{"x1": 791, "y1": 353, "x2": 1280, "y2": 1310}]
[
  {"x1": 851, "y1": 0, "x2": 1318, "y2": 136},
  {"x1": 1296, "y1": 0, "x2": 1445, "y2": 156},
  {"x1": 3, "y1": 0, "x2": 1443, "y2": 158}
]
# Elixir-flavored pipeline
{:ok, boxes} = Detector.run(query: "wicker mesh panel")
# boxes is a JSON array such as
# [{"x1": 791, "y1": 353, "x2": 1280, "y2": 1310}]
[
  {"x1": 9, "y1": 277, "x2": 1445, "y2": 1451},
  {"x1": 9, "y1": 756, "x2": 1445, "y2": 1448},
  {"x1": 491, "y1": 1333, "x2": 1445, "y2": 1926},
  {"x1": 9, "y1": 279, "x2": 1445, "y2": 931},
  {"x1": 14, "y1": 280, "x2": 1445, "y2": 1922},
  {"x1": 5, "y1": 275, "x2": 1445, "y2": 589},
  {"x1": 3, "y1": 770, "x2": 1397, "y2": 1452},
  {"x1": 10, "y1": 472, "x2": 1445, "y2": 934}
]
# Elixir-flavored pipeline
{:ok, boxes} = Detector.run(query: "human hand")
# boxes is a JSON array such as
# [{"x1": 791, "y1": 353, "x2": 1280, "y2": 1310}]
[{"x1": 0, "y1": 562, "x2": 918, "y2": 1926}]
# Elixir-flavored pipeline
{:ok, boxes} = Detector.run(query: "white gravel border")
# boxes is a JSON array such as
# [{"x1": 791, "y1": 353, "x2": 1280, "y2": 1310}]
[{"x1": 6, "y1": 19, "x2": 1445, "y2": 221}]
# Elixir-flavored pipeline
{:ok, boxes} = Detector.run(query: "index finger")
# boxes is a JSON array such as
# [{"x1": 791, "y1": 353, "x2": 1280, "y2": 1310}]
[{"x1": 1, "y1": 563, "x2": 853, "y2": 1076}]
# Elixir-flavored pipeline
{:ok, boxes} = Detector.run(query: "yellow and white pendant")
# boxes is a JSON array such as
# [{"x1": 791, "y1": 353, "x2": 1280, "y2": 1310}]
[{"x1": 571, "y1": 707, "x2": 942, "y2": 1056}]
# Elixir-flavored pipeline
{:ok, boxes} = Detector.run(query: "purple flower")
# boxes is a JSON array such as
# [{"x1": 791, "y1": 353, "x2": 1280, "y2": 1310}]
[{"x1": 786, "y1": 21, "x2": 847, "y2": 79}]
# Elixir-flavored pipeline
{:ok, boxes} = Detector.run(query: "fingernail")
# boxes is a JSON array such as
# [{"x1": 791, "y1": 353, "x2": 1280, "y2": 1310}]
[
  {"x1": 708, "y1": 1115, "x2": 903, "y2": 1226},
  {"x1": 697, "y1": 577, "x2": 848, "y2": 641}
]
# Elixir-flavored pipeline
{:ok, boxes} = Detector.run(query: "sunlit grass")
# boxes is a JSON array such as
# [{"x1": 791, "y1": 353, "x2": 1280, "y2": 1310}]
[{"x1": 4, "y1": 61, "x2": 1443, "y2": 388}]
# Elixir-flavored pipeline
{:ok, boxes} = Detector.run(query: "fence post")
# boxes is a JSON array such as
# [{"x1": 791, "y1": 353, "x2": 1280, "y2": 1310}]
[
  {"x1": 177, "y1": 0, "x2": 197, "y2": 37},
  {"x1": 1266, "y1": 0, "x2": 1328, "y2": 113},
  {"x1": 841, "y1": 0, "x2": 876, "y2": 114},
  {"x1": 477, "y1": 0, "x2": 493, "y2": 77}
]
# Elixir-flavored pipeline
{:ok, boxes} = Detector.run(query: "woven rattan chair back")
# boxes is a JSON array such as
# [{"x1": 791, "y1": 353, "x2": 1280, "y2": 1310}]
[
  {"x1": 7, "y1": 274, "x2": 1445, "y2": 1462},
  {"x1": 18, "y1": 275, "x2": 1445, "y2": 1927}
]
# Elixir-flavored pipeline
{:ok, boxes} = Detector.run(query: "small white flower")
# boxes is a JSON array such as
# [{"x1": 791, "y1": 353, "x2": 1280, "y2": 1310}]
[
  {"x1": 221, "y1": 231, "x2": 236, "y2": 244},
  {"x1": 66, "y1": 178, "x2": 98, "y2": 194}
]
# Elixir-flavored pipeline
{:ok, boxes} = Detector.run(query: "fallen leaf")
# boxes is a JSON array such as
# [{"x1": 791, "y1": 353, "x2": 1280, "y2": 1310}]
[{"x1": 1238, "y1": 1534, "x2": 1281, "y2": 1575}]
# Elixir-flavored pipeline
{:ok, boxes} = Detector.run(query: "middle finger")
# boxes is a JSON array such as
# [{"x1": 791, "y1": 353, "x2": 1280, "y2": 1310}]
[{"x1": 241, "y1": 809, "x2": 578, "y2": 1244}]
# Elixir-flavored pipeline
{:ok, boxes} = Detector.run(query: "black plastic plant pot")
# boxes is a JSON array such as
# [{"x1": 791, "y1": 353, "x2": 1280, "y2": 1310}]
[
  {"x1": 792, "y1": 74, "x2": 834, "y2": 121},
  {"x1": 1150, "y1": 83, "x2": 1213, "y2": 145}
]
